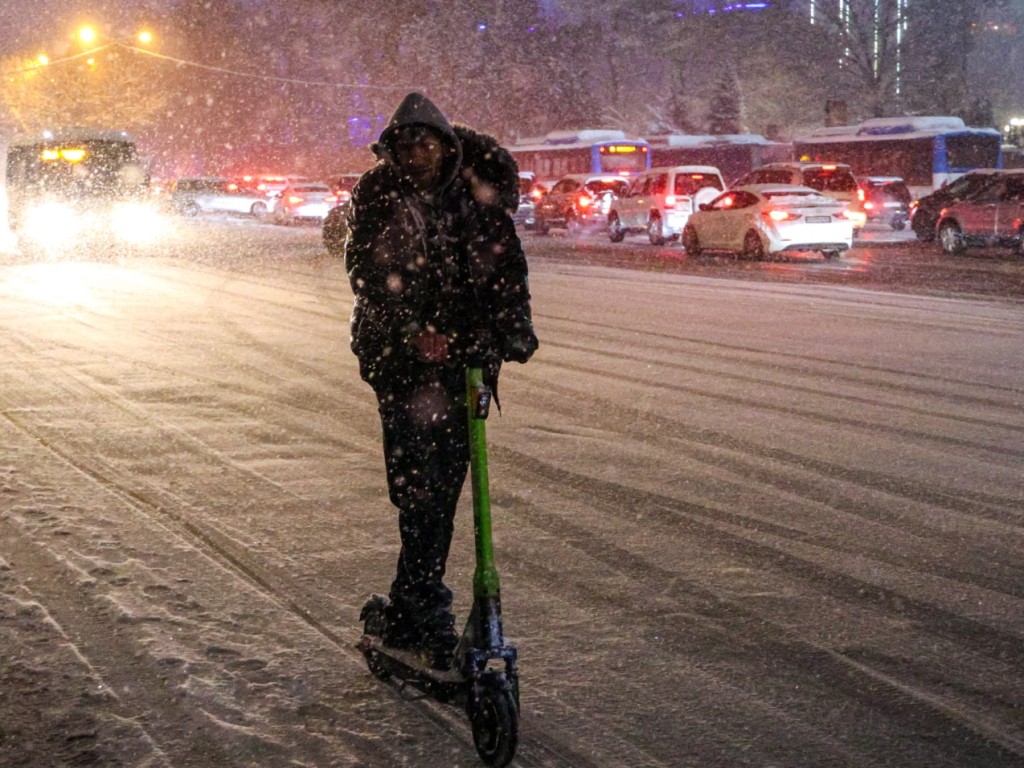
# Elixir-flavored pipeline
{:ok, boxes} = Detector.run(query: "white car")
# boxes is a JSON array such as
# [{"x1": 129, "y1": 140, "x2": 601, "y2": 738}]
[
  {"x1": 608, "y1": 165, "x2": 725, "y2": 245},
  {"x1": 272, "y1": 182, "x2": 338, "y2": 224},
  {"x1": 170, "y1": 177, "x2": 273, "y2": 218},
  {"x1": 681, "y1": 184, "x2": 854, "y2": 260}
]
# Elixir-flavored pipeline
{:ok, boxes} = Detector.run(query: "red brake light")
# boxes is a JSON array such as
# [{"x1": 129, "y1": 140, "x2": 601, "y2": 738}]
[
  {"x1": 822, "y1": 164, "x2": 837, "y2": 171},
  {"x1": 863, "y1": 201, "x2": 875, "y2": 210},
  {"x1": 764, "y1": 208, "x2": 797, "y2": 222},
  {"x1": 576, "y1": 193, "x2": 592, "y2": 208},
  {"x1": 287, "y1": 195, "x2": 304, "y2": 205},
  {"x1": 665, "y1": 194, "x2": 676, "y2": 207},
  {"x1": 857, "y1": 187, "x2": 866, "y2": 202},
  {"x1": 325, "y1": 194, "x2": 338, "y2": 204}
]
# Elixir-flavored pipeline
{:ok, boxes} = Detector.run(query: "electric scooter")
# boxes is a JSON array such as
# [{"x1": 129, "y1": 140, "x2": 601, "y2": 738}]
[{"x1": 358, "y1": 366, "x2": 520, "y2": 767}]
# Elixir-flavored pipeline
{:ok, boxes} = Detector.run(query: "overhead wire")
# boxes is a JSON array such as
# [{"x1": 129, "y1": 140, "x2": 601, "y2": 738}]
[{"x1": 4, "y1": 41, "x2": 417, "y2": 91}]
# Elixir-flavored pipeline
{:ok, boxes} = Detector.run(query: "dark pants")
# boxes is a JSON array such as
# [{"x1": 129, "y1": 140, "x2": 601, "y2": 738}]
[{"x1": 377, "y1": 365, "x2": 469, "y2": 629}]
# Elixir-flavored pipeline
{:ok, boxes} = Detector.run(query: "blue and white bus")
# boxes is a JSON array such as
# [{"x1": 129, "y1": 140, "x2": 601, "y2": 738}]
[
  {"x1": 793, "y1": 116, "x2": 1003, "y2": 198},
  {"x1": 508, "y1": 130, "x2": 650, "y2": 183}
]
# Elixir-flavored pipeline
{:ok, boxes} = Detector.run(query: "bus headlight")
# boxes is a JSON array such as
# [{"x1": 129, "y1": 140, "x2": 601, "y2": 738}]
[{"x1": 21, "y1": 201, "x2": 85, "y2": 249}]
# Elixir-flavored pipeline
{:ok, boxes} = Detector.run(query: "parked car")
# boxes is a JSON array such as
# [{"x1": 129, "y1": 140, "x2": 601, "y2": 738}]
[
  {"x1": 272, "y1": 182, "x2": 337, "y2": 225},
  {"x1": 533, "y1": 174, "x2": 629, "y2": 235},
  {"x1": 681, "y1": 184, "x2": 854, "y2": 261},
  {"x1": 934, "y1": 170, "x2": 1024, "y2": 255},
  {"x1": 607, "y1": 165, "x2": 725, "y2": 245},
  {"x1": 909, "y1": 169, "x2": 1004, "y2": 242},
  {"x1": 735, "y1": 162, "x2": 866, "y2": 228},
  {"x1": 169, "y1": 177, "x2": 272, "y2": 218},
  {"x1": 513, "y1": 172, "x2": 538, "y2": 231},
  {"x1": 857, "y1": 176, "x2": 912, "y2": 230}
]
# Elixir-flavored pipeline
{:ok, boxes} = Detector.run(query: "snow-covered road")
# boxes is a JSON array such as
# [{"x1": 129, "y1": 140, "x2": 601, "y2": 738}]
[{"x1": 2, "y1": 221, "x2": 1023, "y2": 767}]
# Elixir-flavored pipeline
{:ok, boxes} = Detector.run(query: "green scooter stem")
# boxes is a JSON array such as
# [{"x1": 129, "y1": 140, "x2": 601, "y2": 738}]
[{"x1": 467, "y1": 367, "x2": 501, "y2": 601}]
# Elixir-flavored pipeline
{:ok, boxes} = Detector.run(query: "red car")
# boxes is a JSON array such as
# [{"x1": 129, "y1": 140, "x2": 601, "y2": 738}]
[{"x1": 934, "y1": 170, "x2": 1024, "y2": 255}]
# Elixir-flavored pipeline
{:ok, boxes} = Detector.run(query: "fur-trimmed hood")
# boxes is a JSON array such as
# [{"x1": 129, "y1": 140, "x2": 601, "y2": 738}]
[{"x1": 370, "y1": 92, "x2": 520, "y2": 212}]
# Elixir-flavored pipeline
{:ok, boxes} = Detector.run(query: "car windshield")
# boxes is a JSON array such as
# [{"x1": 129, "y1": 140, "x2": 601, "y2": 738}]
[
  {"x1": 676, "y1": 174, "x2": 723, "y2": 195},
  {"x1": 803, "y1": 169, "x2": 857, "y2": 192},
  {"x1": 587, "y1": 179, "x2": 627, "y2": 195}
]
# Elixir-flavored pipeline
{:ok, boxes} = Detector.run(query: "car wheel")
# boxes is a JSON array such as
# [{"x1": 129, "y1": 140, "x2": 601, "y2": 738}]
[
  {"x1": 742, "y1": 230, "x2": 766, "y2": 260},
  {"x1": 681, "y1": 224, "x2": 701, "y2": 256},
  {"x1": 183, "y1": 201, "x2": 200, "y2": 217},
  {"x1": 938, "y1": 220, "x2": 965, "y2": 254},
  {"x1": 648, "y1": 215, "x2": 665, "y2": 246},
  {"x1": 535, "y1": 218, "x2": 550, "y2": 235},
  {"x1": 890, "y1": 216, "x2": 907, "y2": 231},
  {"x1": 250, "y1": 201, "x2": 268, "y2": 217},
  {"x1": 608, "y1": 213, "x2": 625, "y2": 243}
]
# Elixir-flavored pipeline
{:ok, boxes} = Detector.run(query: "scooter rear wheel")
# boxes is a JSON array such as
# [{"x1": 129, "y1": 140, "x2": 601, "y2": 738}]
[
  {"x1": 360, "y1": 596, "x2": 392, "y2": 681},
  {"x1": 468, "y1": 677, "x2": 518, "y2": 767}
]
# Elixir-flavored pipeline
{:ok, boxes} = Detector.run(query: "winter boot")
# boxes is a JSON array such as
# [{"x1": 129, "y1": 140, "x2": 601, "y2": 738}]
[
  {"x1": 419, "y1": 609, "x2": 459, "y2": 671},
  {"x1": 381, "y1": 599, "x2": 421, "y2": 651}
]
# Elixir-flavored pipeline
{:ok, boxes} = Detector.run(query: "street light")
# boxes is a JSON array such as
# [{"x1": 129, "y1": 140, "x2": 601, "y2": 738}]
[
  {"x1": 137, "y1": 30, "x2": 154, "y2": 45},
  {"x1": 78, "y1": 26, "x2": 97, "y2": 45}
]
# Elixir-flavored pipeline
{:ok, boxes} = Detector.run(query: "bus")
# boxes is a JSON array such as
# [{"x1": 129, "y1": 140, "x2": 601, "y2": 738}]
[
  {"x1": 646, "y1": 133, "x2": 792, "y2": 185},
  {"x1": 5, "y1": 128, "x2": 158, "y2": 254},
  {"x1": 793, "y1": 116, "x2": 1003, "y2": 198},
  {"x1": 508, "y1": 130, "x2": 650, "y2": 183}
]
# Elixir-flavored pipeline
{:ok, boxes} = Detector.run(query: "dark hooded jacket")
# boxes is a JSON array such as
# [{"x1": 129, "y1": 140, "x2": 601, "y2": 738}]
[{"x1": 345, "y1": 92, "x2": 537, "y2": 393}]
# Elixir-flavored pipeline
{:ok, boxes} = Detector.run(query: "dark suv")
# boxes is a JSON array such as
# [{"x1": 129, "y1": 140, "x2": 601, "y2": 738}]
[
  {"x1": 534, "y1": 174, "x2": 629, "y2": 235},
  {"x1": 857, "y1": 177, "x2": 912, "y2": 230}
]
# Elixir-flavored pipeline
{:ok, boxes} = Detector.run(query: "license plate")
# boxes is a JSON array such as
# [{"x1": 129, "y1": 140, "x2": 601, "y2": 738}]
[{"x1": 806, "y1": 215, "x2": 831, "y2": 223}]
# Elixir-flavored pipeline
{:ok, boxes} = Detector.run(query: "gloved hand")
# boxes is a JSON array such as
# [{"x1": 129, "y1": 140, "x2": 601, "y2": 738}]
[
  {"x1": 501, "y1": 323, "x2": 538, "y2": 363},
  {"x1": 411, "y1": 330, "x2": 449, "y2": 363}
]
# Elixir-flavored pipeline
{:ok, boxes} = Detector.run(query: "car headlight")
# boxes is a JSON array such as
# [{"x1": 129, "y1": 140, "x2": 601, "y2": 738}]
[{"x1": 111, "y1": 202, "x2": 169, "y2": 244}]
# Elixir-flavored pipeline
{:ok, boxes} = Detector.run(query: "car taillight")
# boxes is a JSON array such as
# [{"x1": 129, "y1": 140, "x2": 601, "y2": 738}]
[
  {"x1": 841, "y1": 208, "x2": 867, "y2": 226},
  {"x1": 764, "y1": 209, "x2": 797, "y2": 222},
  {"x1": 909, "y1": 200, "x2": 919, "y2": 213},
  {"x1": 863, "y1": 201, "x2": 875, "y2": 210},
  {"x1": 287, "y1": 195, "x2": 304, "y2": 205},
  {"x1": 339, "y1": 191, "x2": 352, "y2": 203},
  {"x1": 576, "y1": 193, "x2": 592, "y2": 208},
  {"x1": 325, "y1": 194, "x2": 338, "y2": 204},
  {"x1": 857, "y1": 187, "x2": 866, "y2": 202}
]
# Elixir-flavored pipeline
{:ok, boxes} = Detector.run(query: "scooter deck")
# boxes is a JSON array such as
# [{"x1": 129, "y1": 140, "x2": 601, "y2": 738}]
[{"x1": 357, "y1": 633, "x2": 468, "y2": 701}]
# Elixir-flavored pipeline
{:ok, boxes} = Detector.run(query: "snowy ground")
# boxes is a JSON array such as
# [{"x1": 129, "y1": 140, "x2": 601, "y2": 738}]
[{"x1": 1, "y1": 219, "x2": 1023, "y2": 767}]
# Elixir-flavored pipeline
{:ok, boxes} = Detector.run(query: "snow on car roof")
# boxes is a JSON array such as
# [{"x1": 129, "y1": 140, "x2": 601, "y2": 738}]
[{"x1": 738, "y1": 184, "x2": 840, "y2": 205}]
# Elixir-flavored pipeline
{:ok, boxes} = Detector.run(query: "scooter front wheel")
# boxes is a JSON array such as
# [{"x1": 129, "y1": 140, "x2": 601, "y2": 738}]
[{"x1": 468, "y1": 677, "x2": 518, "y2": 767}]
